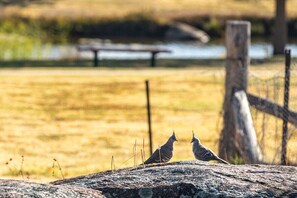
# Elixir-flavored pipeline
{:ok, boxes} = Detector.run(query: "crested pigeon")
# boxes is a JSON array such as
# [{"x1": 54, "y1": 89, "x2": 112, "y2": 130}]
[
  {"x1": 191, "y1": 132, "x2": 229, "y2": 164},
  {"x1": 144, "y1": 132, "x2": 177, "y2": 164}
]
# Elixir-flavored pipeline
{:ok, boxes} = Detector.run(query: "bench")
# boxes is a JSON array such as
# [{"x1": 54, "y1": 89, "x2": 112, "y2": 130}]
[{"x1": 77, "y1": 45, "x2": 171, "y2": 67}]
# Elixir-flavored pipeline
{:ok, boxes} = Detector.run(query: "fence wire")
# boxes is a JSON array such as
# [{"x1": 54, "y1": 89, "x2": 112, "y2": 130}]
[{"x1": 248, "y1": 58, "x2": 297, "y2": 165}]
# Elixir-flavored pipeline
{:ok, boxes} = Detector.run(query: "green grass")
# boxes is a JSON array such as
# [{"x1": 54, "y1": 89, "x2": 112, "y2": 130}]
[{"x1": 0, "y1": 64, "x2": 296, "y2": 182}]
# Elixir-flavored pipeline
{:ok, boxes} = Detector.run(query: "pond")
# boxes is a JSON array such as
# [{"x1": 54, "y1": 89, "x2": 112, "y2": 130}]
[{"x1": 1, "y1": 37, "x2": 297, "y2": 61}]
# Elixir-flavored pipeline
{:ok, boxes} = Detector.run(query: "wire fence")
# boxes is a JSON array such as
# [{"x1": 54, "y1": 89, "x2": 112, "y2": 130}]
[{"x1": 248, "y1": 57, "x2": 297, "y2": 164}]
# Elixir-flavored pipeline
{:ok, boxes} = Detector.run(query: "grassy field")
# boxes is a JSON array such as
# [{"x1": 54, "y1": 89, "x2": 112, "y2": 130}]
[
  {"x1": 0, "y1": 64, "x2": 296, "y2": 182},
  {"x1": 1, "y1": 0, "x2": 297, "y2": 19}
]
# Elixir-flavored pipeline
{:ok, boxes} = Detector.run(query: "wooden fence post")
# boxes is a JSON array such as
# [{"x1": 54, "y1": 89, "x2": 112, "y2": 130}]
[
  {"x1": 232, "y1": 91, "x2": 263, "y2": 163},
  {"x1": 219, "y1": 21, "x2": 252, "y2": 162},
  {"x1": 281, "y1": 49, "x2": 291, "y2": 165},
  {"x1": 145, "y1": 80, "x2": 153, "y2": 155}
]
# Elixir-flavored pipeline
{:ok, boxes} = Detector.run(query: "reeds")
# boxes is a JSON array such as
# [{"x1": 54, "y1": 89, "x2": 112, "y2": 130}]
[
  {"x1": 52, "y1": 158, "x2": 65, "y2": 179},
  {"x1": 5, "y1": 156, "x2": 29, "y2": 179}
]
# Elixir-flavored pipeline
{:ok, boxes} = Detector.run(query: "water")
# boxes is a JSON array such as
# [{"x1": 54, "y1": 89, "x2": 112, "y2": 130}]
[
  {"x1": 1, "y1": 38, "x2": 297, "y2": 60},
  {"x1": 37, "y1": 40, "x2": 297, "y2": 60}
]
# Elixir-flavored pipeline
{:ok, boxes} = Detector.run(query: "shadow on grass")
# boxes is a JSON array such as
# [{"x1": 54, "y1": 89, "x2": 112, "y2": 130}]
[
  {"x1": 0, "y1": 58, "x2": 226, "y2": 68},
  {"x1": 0, "y1": 57, "x2": 287, "y2": 68}
]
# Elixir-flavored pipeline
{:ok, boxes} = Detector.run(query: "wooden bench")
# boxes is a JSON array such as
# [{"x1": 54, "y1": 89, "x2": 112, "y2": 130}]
[{"x1": 77, "y1": 45, "x2": 171, "y2": 67}]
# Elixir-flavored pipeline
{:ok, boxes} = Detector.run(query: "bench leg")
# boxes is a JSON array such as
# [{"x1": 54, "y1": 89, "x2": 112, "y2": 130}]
[
  {"x1": 150, "y1": 52, "x2": 157, "y2": 67},
  {"x1": 93, "y1": 50, "x2": 99, "y2": 67}
]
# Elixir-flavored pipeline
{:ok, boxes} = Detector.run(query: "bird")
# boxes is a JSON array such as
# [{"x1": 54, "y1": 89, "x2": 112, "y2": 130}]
[
  {"x1": 191, "y1": 131, "x2": 229, "y2": 164},
  {"x1": 144, "y1": 132, "x2": 177, "y2": 164}
]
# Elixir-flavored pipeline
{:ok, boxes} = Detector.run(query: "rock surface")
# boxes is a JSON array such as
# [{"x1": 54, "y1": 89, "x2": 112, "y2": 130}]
[
  {"x1": 0, "y1": 179, "x2": 104, "y2": 198},
  {"x1": 52, "y1": 161, "x2": 297, "y2": 198}
]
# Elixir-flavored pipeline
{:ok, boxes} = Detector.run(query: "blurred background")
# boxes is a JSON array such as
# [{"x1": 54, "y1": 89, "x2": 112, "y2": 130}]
[
  {"x1": 0, "y1": 0, "x2": 297, "y2": 61},
  {"x1": 0, "y1": 0, "x2": 296, "y2": 181}
]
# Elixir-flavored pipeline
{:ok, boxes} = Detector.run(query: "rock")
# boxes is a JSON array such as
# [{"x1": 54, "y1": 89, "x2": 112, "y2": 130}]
[
  {"x1": 0, "y1": 179, "x2": 104, "y2": 198},
  {"x1": 52, "y1": 161, "x2": 297, "y2": 198},
  {"x1": 165, "y1": 22, "x2": 210, "y2": 43}
]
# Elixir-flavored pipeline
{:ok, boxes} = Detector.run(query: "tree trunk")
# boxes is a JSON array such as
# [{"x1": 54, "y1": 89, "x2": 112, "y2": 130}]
[{"x1": 273, "y1": 0, "x2": 287, "y2": 55}]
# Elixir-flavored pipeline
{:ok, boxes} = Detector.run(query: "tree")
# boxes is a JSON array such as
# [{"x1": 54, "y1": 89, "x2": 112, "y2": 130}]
[{"x1": 273, "y1": 0, "x2": 287, "y2": 55}]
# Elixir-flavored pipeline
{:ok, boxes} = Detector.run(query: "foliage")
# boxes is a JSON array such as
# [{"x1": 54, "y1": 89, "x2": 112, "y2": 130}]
[
  {"x1": 0, "y1": 33, "x2": 43, "y2": 60},
  {"x1": 0, "y1": 14, "x2": 166, "y2": 42},
  {"x1": 205, "y1": 17, "x2": 222, "y2": 37}
]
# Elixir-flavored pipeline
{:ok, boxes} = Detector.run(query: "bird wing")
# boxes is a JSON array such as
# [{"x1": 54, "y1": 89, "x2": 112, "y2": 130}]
[
  {"x1": 201, "y1": 146, "x2": 229, "y2": 163},
  {"x1": 159, "y1": 145, "x2": 173, "y2": 162},
  {"x1": 198, "y1": 146, "x2": 217, "y2": 161},
  {"x1": 144, "y1": 145, "x2": 173, "y2": 164},
  {"x1": 144, "y1": 148, "x2": 161, "y2": 164}
]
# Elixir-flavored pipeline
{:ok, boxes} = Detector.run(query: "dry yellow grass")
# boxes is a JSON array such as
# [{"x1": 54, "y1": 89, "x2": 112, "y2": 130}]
[
  {"x1": 0, "y1": 65, "x2": 296, "y2": 182},
  {"x1": 0, "y1": 67, "x2": 225, "y2": 181},
  {"x1": 1, "y1": 0, "x2": 297, "y2": 19}
]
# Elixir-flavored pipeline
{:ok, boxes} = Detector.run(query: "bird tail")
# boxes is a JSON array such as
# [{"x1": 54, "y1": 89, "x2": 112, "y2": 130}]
[{"x1": 217, "y1": 157, "x2": 230, "y2": 164}]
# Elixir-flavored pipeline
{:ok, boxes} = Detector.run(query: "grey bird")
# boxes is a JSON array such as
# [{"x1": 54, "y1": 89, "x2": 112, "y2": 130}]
[
  {"x1": 144, "y1": 132, "x2": 177, "y2": 164},
  {"x1": 191, "y1": 132, "x2": 229, "y2": 164}
]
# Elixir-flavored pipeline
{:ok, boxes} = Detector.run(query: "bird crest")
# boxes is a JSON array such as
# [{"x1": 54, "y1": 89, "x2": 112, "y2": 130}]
[
  {"x1": 191, "y1": 131, "x2": 200, "y2": 144},
  {"x1": 171, "y1": 131, "x2": 177, "y2": 141}
]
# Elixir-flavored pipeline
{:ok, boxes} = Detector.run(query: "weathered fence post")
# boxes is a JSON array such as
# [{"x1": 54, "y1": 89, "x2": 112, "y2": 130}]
[
  {"x1": 219, "y1": 21, "x2": 262, "y2": 163},
  {"x1": 232, "y1": 91, "x2": 263, "y2": 163},
  {"x1": 281, "y1": 49, "x2": 291, "y2": 165},
  {"x1": 219, "y1": 21, "x2": 250, "y2": 161},
  {"x1": 145, "y1": 80, "x2": 153, "y2": 155}
]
